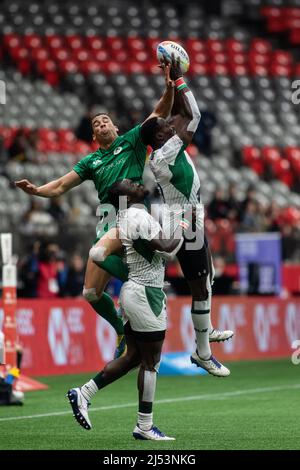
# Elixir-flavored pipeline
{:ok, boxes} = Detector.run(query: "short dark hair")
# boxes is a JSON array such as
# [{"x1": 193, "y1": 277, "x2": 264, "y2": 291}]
[
  {"x1": 107, "y1": 180, "x2": 125, "y2": 209},
  {"x1": 140, "y1": 117, "x2": 160, "y2": 147},
  {"x1": 91, "y1": 112, "x2": 109, "y2": 123}
]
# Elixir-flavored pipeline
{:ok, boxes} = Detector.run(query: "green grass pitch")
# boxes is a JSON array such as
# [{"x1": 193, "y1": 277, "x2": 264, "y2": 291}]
[{"x1": 0, "y1": 358, "x2": 299, "y2": 450}]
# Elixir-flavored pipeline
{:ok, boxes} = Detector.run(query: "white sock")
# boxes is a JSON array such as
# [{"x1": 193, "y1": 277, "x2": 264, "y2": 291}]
[
  {"x1": 142, "y1": 370, "x2": 157, "y2": 402},
  {"x1": 192, "y1": 313, "x2": 211, "y2": 360},
  {"x1": 208, "y1": 291, "x2": 214, "y2": 334},
  {"x1": 80, "y1": 379, "x2": 98, "y2": 401},
  {"x1": 138, "y1": 412, "x2": 153, "y2": 431}
]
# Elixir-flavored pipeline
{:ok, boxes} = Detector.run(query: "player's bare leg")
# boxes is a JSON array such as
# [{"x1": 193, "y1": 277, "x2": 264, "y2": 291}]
[
  {"x1": 133, "y1": 336, "x2": 175, "y2": 441},
  {"x1": 67, "y1": 329, "x2": 141, "y2": 430}
]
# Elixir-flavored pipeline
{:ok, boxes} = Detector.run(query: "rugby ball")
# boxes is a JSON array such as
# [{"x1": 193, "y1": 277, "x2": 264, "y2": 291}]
[{"x1": 156, "y1": 41, "x2": 190, "y2": 73}]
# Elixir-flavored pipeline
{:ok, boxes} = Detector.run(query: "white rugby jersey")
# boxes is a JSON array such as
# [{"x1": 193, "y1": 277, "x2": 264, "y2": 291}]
[
  {"x1": 149, "y1": 134, "x2": 201, "y2": 205},
  {"x1": 118, "y1": 206, "x2": 165, "y2": 288},
  {"x1": 149, "y1": 134, "x2": 204, "y2": 233}
]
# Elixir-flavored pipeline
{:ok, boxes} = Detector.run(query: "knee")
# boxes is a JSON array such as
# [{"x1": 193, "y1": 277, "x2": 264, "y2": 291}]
[
  {"x1": 141, "y1": 359, "x2": 161, "y2": 373},
  {"x1": 124, "y1": 352, "x2": 140, "y2": 370},
  {"x1": 82, "y1": 287, "x2": 102, "y2": 303},
  {"x1": 89, "y1": 245, "x2": 107, "y2": 264}
]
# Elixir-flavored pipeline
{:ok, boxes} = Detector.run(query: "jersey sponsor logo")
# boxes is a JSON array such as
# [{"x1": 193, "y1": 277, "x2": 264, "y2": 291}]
[
  {"x1": 92, "y1": 158, "x2": 102, "y2": 166},
  {"x1": 114, "y1": 146, "x2": 123, "y2": 155}
]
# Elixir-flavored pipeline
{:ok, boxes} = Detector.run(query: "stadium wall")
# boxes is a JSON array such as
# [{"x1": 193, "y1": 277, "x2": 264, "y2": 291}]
[{"x1": 0, "y1": 297, "x2": 300, "y2": 376}]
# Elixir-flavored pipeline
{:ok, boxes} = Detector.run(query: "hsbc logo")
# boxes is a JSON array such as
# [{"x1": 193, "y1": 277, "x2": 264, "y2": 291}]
[
  {"x1": 96, "y1": 315, "x2": 116, "y2": 362},
  {"x1": 17, "y1": 309, "x2": 35, "y2": 335},
  {"x1": 285, "y1": 303, "x2": 300, "y2": 345},
  {"x1": 253, "y1": 304, "x2": 279, "y2": 352},
  {"x1": 48, "y1": 308, "x2": 70, "y2": 365},
  {"x1": 218, "y1": 304, "x2": 246, "y2": 353}
]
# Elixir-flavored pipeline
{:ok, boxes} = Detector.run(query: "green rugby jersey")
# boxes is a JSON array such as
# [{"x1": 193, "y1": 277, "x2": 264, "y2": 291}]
[{"x1": 73, "y1": 125, "x2": 147, "y2": 204}]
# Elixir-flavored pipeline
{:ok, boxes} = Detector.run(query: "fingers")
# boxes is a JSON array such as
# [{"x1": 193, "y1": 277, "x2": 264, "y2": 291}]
[
  {"x1": 15, "y1": 180, "x2": 28, "y2": 187},
  {"x1": 15, "y1": 179, "x2": 36, "y2": 193}
]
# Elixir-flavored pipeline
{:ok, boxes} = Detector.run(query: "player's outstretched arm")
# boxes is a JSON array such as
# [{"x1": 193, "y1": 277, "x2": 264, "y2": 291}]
[
  {"x1": 15, "y1": 170, "x2": 82, "y2": 198},
  {"x1": 142, "y1": 64, "x2": 174, "y2": 123},
  {"x1": 169, "y1": 57, "x2": 201, "y2": 145},
  {"x1": 174, "y1": 83, "x2": 201, "y2": 145},
  {"x1": 148, "y1": 217, "x2": 188, "y2": 253}
]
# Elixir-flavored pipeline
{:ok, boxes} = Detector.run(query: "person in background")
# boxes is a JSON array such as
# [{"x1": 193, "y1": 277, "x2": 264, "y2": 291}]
[
  {"x1": 36, "y1": 242, "x2": 60, "y2": 298},
  {"x1": 63, "y1": 254, "x2": 85, "y2": 297}
]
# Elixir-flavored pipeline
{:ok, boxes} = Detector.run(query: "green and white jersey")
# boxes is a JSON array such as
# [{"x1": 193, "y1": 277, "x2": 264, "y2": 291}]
[
  {"x1": 118, "y1": 206, "x2": 165, "y2": 288},
  {"x1": 149, "y1": 134, "x2": 201, "y2": 207},
  {"x1": 73, "y1": 125, "x2": 146, "y2": 203}
]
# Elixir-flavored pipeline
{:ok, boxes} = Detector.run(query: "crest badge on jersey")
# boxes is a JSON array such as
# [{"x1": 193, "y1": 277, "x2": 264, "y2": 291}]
[{"x1": 114, "y1": 146, "x2": 123, "y2": 155}]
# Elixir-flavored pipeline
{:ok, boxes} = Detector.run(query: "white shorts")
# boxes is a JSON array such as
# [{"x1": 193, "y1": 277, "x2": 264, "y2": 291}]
[{"x1": 119, "y1": 280, "x2": 167, "y2": 333}]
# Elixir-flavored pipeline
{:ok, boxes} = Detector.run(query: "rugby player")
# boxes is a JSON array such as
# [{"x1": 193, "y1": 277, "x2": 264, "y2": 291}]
[
  {"x1": 140, "y1": 58, "x2": 231, "y2": 376},
  {"x1": 15, "y1": 65, "x2": 174, "y2": 358},
  {"x1": 67, "y1": 178, "x2": 186, "y2": 440}
]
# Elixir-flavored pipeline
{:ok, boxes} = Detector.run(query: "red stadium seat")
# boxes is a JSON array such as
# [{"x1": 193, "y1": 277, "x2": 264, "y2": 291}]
[
  {"x1": 270, "y1": 64, "x2": 292, "y2": 77},
  {"x1": 188, "y1": 63, "x2": 210, "y2": 76},
  {"x1": 193, "y1": 52, "x2": 208, "y2": 64},
  {"x1": 124, "y1": 61, "x2": 146, "y2": 74},
  {"x1": 24, "y1": 34, "x2": 43, "y2": 49},
  {"x1": 211, "y1": 52, "x2": 227, "y2": 64},
  {"x1": 249, "y1": 63, "x2": 269, "y2": 77},
  {"x1": 260, "y1": 7, "x2": 282, "y2": 18},
  {"x1": 45, "y1": 35, "x2": 65, "y2": 49},
  {"x1": 273, "y1": 50, "x2": 293, "y2": 66},
  {"x1": 229, "y1": 63, "x2": 248, "y2": 76},
  {"x1": 65, "y1": 35, "x2": 84, "y2": 50},
  {"x1": 228, "y1": 53, "x2": 247, "y2": 65},
  {"x1": 126, "y1": 38, "x2": 146, "y2": 52},
  {"x1": 59, "y1": 60, "x2": 79, "y2": 74},
  {"x1": 209, "y1": 63, "x2": 229, "y2": 76},
  {"x1": 271, "y1": 159, "x2": 294, "y2": 187},
  {"x1": 207, "y1": 39, "x2": 224, "y2": 53},
  {"x1": 81, "y1": 60, "x2": 102, "y2": 74},
  {"x1": 225, "y1": 39, "x2": 245, "y2": 53},
  {"x1": 86, "y1": 36, "x2": 105, "y2": 51},
  {"x1": 261, "y1": 146, "x2": 281, "y2": 165},
  {"x1": 248, "y1": 53, "x2": 270, "y2": 66},
  {"x1": 242, "y1": 146, "x2": 265, "y2": 175},
  {"x1": 250, "y1": 39, "x2": 272, "y2": 54},
  {"x1": 185, "y1": 39, "x2": 206, "y2": 53}
]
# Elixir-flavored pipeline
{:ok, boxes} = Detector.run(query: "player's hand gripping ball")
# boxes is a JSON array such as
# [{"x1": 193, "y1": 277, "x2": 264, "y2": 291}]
[{"x1": 157, "y1": 41, "x2": 190, "y2": 73}]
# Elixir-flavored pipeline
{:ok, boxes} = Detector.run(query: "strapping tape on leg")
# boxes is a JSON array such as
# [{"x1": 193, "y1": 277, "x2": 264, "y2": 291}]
[
  {"x1": 142, "y1": 369, "x2": 157, "y2": 403},
  {"x1": 89, "y1": 246, "x2": 107, "y2": 263},
  {"x1": 82, "y1": 287, "x2": 100, "y2": 303},
  {"x1": 192, "y1": 277, "x2": 211, "y2": 313}
]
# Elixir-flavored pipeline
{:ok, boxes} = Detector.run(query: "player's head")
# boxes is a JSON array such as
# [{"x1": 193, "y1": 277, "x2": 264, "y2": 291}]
[
  {"x1": 141, "y1": 117, "x2": 176, "y2": 149},
  {"x1": 108, "y1": 179, "x2": 148, "y2": 209},
  {"x1": 91, "y1": 113, "x2": 119, "y2": 147}
]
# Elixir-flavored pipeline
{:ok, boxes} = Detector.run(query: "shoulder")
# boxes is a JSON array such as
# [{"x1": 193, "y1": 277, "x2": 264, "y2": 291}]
[
  {"x1": 152, "y1": 134, "x2": 184, "y2": 163},
  {"x1": 121, "y1": 125, "x2": 144, "y2": 145}
]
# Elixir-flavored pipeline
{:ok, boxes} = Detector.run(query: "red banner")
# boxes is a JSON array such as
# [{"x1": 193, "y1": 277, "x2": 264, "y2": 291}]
[{"x1": 1, "y1": 297, "x2": 300, "y2": 376}]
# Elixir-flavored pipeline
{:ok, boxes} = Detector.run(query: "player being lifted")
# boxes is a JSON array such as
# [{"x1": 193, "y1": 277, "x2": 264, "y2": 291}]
[
  {"x1": 15, "y1": 65, "x2": 175, "y2": 358},
  {"x1": 67, "y1": 178, "x2": 186, "y2": 440},
  {"x1": 140, "y1": 56, "x2": 232, "y2": 376}
]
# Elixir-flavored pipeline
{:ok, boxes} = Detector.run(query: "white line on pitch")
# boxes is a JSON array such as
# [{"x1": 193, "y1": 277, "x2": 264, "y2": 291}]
[{"x1": 0, "y1": 383, "x2": 299, "y2": 423}]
